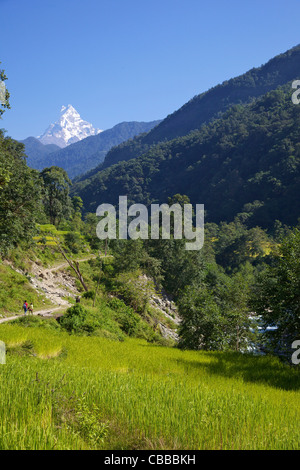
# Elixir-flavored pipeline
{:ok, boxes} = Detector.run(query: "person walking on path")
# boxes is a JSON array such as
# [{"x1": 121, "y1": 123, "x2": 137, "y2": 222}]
[
  {"x1": 28, "y1": 303, "x2": 33, "y2": 315},
  {"x1": 23, "y1": 301, "x2": 28, "y2": 315}
]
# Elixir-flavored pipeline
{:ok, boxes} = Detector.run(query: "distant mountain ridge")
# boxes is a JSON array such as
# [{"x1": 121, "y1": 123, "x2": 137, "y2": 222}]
[
  {"x1": 20, "y1": 137, "x2": 61, "y2": 164},
  {"x1": 22, "y1": 120, "x2": 161, "y2": 179},
  {"x1": 38, "y1": 104, "x2": 102, "y2": 148}
]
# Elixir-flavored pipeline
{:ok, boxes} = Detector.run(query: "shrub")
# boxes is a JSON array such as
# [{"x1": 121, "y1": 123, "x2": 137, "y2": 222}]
[
  {"x1": 108, "y1": 297, "x2": 140, "y2": 335},
  {"x1": 59, "y1": 305, "x2": 92, "y2": 334},
  {"x1": 59, "y1": 303, "x2": 125, "y2": 340}
]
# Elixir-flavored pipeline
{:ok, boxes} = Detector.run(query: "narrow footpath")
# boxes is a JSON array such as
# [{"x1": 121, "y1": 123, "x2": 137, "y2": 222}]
[{"x1": 0, "y1": 257, "x2": 94, "y2": 324}]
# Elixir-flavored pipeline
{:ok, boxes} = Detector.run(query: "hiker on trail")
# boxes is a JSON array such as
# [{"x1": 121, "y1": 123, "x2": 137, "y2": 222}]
[
  {"x1": 75, "y1": 296, "x2": 80, "y2": 303},
  {"x1": 23, "y1": 301, "x2": 28, "y2": 315},
  {"x1": 28, "y1": 303, "x2": 33, "y2": 315}
]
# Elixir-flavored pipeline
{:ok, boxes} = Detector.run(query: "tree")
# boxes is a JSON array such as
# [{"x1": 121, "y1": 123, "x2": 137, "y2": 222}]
[
  {"x1": 0, "y1": 131, "x2": 42, "y2": 255},
  {"x1": 82, "y1": 212, "x2": 105, "y2": 250},
  {"x1": 252, "y1": 228, "x2": 300, "y2": 356},
  {"x1": 178, "y1": 285, "x2": 224, "y2": 350},
  {"x1": 0, "y1": 64, "x2": 43, "y2": 255},
  {"x1": 52, "y1": 234, "x2": 88, "y2": 292},
  {"x1": 40, "y1": 166, "x2": 72, "y2": 225},
  {"x1": 72, "y1": 196, "x2": 83, "y2": 214},
  {"x1": 178, "y1": 262, "x2": 256, "y2": 351}
]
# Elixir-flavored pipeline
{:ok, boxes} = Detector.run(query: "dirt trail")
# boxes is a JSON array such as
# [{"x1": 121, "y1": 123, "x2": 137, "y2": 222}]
[
  {"x1": 0, "y1": 256, "x2": 95, "y2": 324},
  {"x1": 0, "y1": 307, "x2": 65, "y2": 324}
]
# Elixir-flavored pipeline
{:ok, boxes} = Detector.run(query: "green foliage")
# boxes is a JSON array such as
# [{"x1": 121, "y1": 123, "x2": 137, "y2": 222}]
[
  {"x1": 59, "y1": 304, "x2": 95, "y2": 335},
  {"x1": 64, "y1": 231, "x2": 84, "y2": 254},
  {"x1": 59, "y1": 303, "x2": 125, "y2": 341},
  {"x1": 71, "y1": 196, "x2": 83, "y2": 213},
  {"x1": 108, "y1": 297, "x2": 140, "y2": 335},
  {"x1": 0, "y1": 131, "x2": 43, "y2": 255},
  {"x1": 0, "y1": 325, "x2": 299, "y2": 449},
  {"x1": 145, "y1": 237, "x2": 205, "y2": 298},
  {"x1": 82, "y1": 290, "x2": 95, "y2": 300},
  {"x1": 82, "y1": 212, "x2": 105, "y2": 251},
  {"x1": 252, "y1": 227, "x2": 300, "y2": 356},
  {"x1": 11, "y1": 315, "x2": 61, "y2": 331},
  {"x1": 178, "y1": 262, "x2": 256, "y2": 351},
  {"x1": 178, "y1": 286, "x2": 224, "y2": 350},
  {"x1": 111, "y1": 270, "x2": 153, "y2": 314},
  {"x1": 40, "y1": 166, "x2": 72, "y2": 226},
  {"x1": 73, "y1": 396, "x2": 108, "y2": 445}
]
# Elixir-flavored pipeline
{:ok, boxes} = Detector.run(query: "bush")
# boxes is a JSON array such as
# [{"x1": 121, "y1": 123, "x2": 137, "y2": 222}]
[
  {"x1": 60, "y1": 303, "x2": 125, "y2": 340},
  {"x1": 108, "y1": 297, "x2": 140, "y2": 335},
  {"x1": 59, "y1": 305, "x2": 94, "y2": 334}
]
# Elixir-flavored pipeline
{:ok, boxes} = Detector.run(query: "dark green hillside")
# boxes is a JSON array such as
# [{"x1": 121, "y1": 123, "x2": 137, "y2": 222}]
[
  {"x1": 73, "y1": 85, "x2": 300, "y2": 229},
  {"x1": 145, "y1": 44, "x2": 300, "y2": 142},
  {"x1": 101, "y1": 44, "x2": 300, "y2": 170}
]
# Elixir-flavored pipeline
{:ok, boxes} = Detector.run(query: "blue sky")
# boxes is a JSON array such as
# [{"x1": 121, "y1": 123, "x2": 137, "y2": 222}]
[{"x1": 1, "y1": 0, "x2": 299, "y2": 140}]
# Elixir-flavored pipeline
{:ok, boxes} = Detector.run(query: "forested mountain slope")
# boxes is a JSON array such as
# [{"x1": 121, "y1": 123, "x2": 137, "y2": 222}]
[
  {"x1": 73, "y1": 85, "x2": 300, "y2": 229},
  {"x1": 100, "y1": 44, "x2": 300, "y2": 170}
]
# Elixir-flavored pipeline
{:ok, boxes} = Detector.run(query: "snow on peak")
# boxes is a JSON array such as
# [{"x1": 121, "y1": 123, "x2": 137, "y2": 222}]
[{"x1": 38, "y1": 105, "x2": 102, "y2": 148}]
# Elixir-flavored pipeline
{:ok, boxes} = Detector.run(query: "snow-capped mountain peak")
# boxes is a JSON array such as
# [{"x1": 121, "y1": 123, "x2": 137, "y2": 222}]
[{"x1": 38, "y1": 105, "x2": 102, "y2": 148}]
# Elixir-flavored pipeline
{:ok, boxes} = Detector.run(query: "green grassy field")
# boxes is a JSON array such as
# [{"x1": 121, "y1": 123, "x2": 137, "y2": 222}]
[{"x1": 0, "y1": 321, "x2": 299, "y2": 450}]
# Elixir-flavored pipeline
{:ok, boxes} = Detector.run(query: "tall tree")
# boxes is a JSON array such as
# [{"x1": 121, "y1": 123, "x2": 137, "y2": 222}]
[
  {"x1": 0, "y1": 131, "x2": 42, "y2": 254},
  {"x1": 252, "y1": 228, "x2": 300, "y2": 355},
  {"x1": 178, "y1": 263, "x2": 255, "y2": 351},
  {"x1": 40, "y1": 166, "x2": 72, "y2": 226}
]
